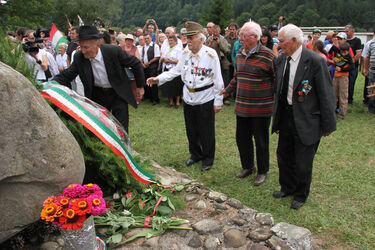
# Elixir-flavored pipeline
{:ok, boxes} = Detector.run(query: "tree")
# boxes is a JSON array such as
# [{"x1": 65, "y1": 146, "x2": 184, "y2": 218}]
[
  {"x1": 53, "y1": 0, "x2": 122, "y2": 30},
  {"x1": 199, "y1": 0, "x2": 233, "y2": 30},
  {"x1": 0, "y1": 0, "x2": 55, "y2": 30}
]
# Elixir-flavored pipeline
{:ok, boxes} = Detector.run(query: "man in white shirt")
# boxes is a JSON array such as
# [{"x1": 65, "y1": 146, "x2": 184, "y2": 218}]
[
  {"x1": 147, "y1": 21, "x2": 224, "y2": 171},
  {"x1": 141, "y1": 32, "x2": 161, "y2": 105}
]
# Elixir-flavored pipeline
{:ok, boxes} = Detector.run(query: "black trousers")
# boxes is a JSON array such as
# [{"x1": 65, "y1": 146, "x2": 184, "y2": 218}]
[
  {"x1": 93, "y1": 87, "x2": 129, "y2": 133},
  {"x1": 236, "y1": 116, "x2": 270, "y2": 174},
  {"x1": 277, "y1": 105, "x2": 320, "y2": 202},
  {"x1": 144, "y1": 67, "x2": 159, "y2": 102},
  {"x1": 183, "y1": 100, "x2": 215, "y2": 166}
]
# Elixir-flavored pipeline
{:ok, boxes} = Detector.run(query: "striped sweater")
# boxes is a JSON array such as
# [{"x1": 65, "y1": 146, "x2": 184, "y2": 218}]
[{"x1": 225, "y1": 44, "x2": 276, "y2": 117}]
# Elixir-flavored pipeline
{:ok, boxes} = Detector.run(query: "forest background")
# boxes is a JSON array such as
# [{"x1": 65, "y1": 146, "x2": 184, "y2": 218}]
[{"x1": 1, "y1": 0, "x2": 374, "y2": 34}]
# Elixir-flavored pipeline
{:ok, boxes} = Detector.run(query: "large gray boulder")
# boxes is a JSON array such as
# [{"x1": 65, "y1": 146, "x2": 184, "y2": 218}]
[{"x1": 0, "y1": 62, "x2": 85, "y2": 243}]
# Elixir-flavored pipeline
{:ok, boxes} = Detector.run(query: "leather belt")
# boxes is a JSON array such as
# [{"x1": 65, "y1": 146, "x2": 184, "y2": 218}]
[
  {"x1": 187, "y1": 83, "x2": 214, "y2": 93},
  {"x1": 94, "y1": 86, "x2": 112, "y2": 92}
]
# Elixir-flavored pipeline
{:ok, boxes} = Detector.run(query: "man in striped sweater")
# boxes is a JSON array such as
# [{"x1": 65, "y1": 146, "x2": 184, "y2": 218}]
[{"x1": 221, "y1": 21, "x2": 276, "y2": 186}]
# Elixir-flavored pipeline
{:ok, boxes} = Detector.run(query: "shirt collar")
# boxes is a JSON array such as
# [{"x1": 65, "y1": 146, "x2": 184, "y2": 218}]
[
  {"x1": 290, "y1": 44, "x2": 302, "y2": 62},
  {"x1": 91, "y1": 48, "x2": 102, "y2": 62}
]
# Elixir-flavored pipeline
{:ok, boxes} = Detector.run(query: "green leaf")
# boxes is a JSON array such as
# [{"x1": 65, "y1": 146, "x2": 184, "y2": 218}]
[
  {"x1": 174, "y1": 185, "x2": 185, "y2": 192},
  {"x1": 167, "y1": 198, "x2": 176, "y2": 211},
  {"x1": 108, "y1": 233, "x2": 123, "y2": 243},
  {"x1": 156, "y1": 206, "x2": 172, "y2": 216}
]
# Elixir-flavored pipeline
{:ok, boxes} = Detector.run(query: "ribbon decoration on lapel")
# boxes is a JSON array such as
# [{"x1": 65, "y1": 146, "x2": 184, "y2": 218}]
[{"x1": 39, "y1": 81, "x2": 155, "y2": 184}]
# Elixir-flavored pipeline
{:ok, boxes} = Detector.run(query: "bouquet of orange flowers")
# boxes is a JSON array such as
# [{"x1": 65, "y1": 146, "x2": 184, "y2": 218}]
[{"x1": 40, "y1": 184, "x2": 106, "y2": 230}]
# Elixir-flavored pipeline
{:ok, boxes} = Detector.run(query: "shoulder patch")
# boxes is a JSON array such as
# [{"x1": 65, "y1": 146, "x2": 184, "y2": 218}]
[
  {"x1": 207, "y1": 52, "x2": 214, "y2": 59},
  {"x1": 183, "y1": 50, "x2": 189, "y2": 54}
]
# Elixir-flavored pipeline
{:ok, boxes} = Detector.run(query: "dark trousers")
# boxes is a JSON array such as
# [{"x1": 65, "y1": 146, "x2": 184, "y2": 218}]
[
  {"x1": 348, "y1": 67, "x2": 358, "y2": 104},
  {"x1": 144, "y1": 67, "x2": 159, "y2": 102},
  {"x1": 277, "y1": 105, "x2": 320, "y2": 202},
  {"x1": 363, "y1": 76, "x2": 369, "y2": 104},
  {"x1": 183, "y1": 100, "x2": 215, "y2": 166},
  {"x1": 93, "y1": 87, "x2": 129, "y2": 133},
  {"x1": 236, "y1": 116, "x2": 270, "y2": 174}
]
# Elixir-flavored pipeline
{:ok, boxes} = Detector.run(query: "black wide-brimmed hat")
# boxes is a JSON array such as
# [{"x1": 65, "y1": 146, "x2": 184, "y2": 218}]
[{"x1": 77, "y1": 25, "x2": 103, "y2": 41}]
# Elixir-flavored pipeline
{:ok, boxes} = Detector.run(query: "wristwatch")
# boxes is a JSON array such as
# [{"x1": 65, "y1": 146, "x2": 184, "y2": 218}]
[{"x1": 36, "y1": 60, "x2": 42, "y2": 65}]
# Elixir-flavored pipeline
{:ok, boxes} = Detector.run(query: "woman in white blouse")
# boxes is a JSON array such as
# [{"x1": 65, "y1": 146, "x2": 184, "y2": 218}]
[
  {"x1": 160, "y1": 35, "x2": 184, "y2": 108},
  {"x1": 56, "y1": 43, "x2": 68, "y2": 72}
]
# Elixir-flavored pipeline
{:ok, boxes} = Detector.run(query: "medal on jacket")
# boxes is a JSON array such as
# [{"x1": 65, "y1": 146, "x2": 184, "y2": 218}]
[{"x1": 297, "y1": 93, "x2": 305, "y2": 102}]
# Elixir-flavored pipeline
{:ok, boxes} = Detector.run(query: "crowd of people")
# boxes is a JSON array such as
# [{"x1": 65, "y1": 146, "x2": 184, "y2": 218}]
[{"x1": 8, "y1": 17, "x2": 375, "y2": 210}]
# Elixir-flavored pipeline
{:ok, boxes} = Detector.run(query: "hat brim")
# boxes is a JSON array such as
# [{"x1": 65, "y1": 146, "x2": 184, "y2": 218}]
[
  {"x1": 185, "y1": 31, "x2": 200, "y2": 36},
  {"x1": 77, "y1": 34, "x2": 103, "y2": 41}
]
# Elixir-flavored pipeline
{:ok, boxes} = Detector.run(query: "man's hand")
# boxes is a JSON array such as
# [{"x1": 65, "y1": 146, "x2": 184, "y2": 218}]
[
  {"x1": 214, "y1": 105, "x2": 222, "y2": 113},
  {"x1": 219, "y1": 89, "x2": 230, "y2": 98},
  {"x1": 146, "y1": 77, "x2": 159, "y2": 86},
  {"x1": 136, "y1": 87, "x2": 144, "y2": 101},
  {"x1": 275, "y1": 130, "x2": 280, "y2": 134},
  {"x1": 143, "y1": 62, "x2": 149, "y2": 68}
]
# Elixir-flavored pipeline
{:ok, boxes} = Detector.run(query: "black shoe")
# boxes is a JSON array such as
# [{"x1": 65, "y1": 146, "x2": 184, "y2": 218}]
[
  {"x1": 253, "y1": 174, "x2": 267, "y2": 186},
  {"x1": 201, "y1": 165, "x2": 211, "y2": 171},
  {"x1": 186, "y1": 158, "x2": 200, "y2": 166},
  {"x1": 236, "y1": 168, "x2": 255, "y2": 178},
  {"x1": 152, "y1": 101, "x2": 158, "y2": 106},
  {"x1": 272, "y1": 191, "x2": 290, "y2": 198},
  {"x1": 291, "y1": 200, "x2": 305, "y2": 210}
]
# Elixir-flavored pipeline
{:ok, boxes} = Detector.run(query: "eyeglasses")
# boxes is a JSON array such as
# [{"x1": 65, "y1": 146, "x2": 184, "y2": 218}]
[{"x1": 239, "y1": 33, "x2": 257, "y2": 39}]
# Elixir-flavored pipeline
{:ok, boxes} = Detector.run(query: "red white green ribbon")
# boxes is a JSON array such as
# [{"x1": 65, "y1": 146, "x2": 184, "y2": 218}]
[{"x1": 39, "y1": 81, "x2": 155, "y2": 184}]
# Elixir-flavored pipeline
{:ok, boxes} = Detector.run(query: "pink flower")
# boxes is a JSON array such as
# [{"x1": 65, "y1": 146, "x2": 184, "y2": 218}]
[
  {"x1": 87, "y1": 195, "x2": 106, "y2": 216},
  {"x1": 82, "y1": 183, "x2": 103, "y2": 198},
  {"x1": 43, "y1": 196, "x2": 57, "y2": 206},
  {"x1": 63, "y1": 184, "x2": 83, "y2": 198}
]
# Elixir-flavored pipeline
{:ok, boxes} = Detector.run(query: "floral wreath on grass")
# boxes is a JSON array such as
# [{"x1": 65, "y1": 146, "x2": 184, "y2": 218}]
[{"x1": 41, "y1": 184, "x2": 106, "y2": 230}]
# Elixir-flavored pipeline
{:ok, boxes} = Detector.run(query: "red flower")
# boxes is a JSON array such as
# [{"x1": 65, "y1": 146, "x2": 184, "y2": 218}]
[
  {"x1": 125, "y1": 192, "x2": 132, "y2": 198},
  {"x1": 71, "y1": 198, "x2": 91, "y2": 216},
  {"x1": 106, "y1": 201, "x2": 112, "y2": 208},
  {"x1": 60, "y1": 208, "x2": 86, "y2": 230}
]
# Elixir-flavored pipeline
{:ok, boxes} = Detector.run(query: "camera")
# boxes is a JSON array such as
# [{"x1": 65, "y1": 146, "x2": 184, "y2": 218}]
[
  {"x1": 22, "y1": 41, "x2": 39, "y2": 54},
  {"x1": 147, "y1": 19, "x2": 153, "y2": 24},
  {"x1": 213, "y1": 37, "x2": 218, "y2": 41}
]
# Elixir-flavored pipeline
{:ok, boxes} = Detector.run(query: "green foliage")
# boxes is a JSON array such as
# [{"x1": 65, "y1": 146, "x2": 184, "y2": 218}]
[
  {"x1": 0, "y1": 30, "x2": 35, "y2": 83},
  {"x1": 53, "y1": 0, "x2": 122, "y2": 30},
  {"x1": 0, "y1": 0, "x2": 55, "y2": 30},
  {"x1": 94, "y1": 184, "x2": 189, "y2": 245},
  {"x1": 199, "y1": 0, "x2": 234, "y2": 30}
]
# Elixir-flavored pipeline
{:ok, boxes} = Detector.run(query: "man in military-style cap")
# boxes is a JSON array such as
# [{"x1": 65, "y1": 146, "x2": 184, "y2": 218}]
[{"x1": 147, "y1": 21, "x2": 224, "y2": 171}]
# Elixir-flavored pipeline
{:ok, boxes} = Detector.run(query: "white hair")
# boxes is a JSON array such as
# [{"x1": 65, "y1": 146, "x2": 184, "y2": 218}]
[
  {"x1": 198, "y1": 32, "x2": 206, "y2": 43},
  {"x1": 279, "y1": 24, "x2": 304, "y2": 44},
  {"x1": 58, "y1": 43, "x2": 68, "y2": 50},
  {"x1": 117, "y1": 33, "x2": 127, "y2": 41},
  {"x1": 241, "y1": 21, "x2": 261, "y2": 41}
]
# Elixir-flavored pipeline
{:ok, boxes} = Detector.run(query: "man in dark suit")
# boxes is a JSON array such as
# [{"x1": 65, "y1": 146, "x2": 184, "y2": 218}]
[
  {"x1": 53, "y1": 25, "x2": 145, "y2": 133},
  {"x1": 272, "y1": 24, "x2": 336, "y2": 209}
]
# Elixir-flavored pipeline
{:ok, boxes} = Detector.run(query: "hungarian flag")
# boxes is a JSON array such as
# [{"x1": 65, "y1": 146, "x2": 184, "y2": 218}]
[{"x1": 49, "y1": 23, "x2": 68, "y2": 54}]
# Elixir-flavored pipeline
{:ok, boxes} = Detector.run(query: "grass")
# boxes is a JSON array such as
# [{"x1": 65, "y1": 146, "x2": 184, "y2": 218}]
[{"x1": 128, "y1": 74, "x2": 375, "y2": 249}]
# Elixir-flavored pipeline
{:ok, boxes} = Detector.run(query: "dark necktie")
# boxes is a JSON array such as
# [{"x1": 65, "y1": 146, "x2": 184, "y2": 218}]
[{"x1": 281, "y1": 56, "x2": 291, "y2": 105}]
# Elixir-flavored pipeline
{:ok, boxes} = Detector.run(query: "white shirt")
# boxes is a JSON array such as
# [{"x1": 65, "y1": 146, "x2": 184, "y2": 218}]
[
  {"x1": 285, "y1": 45, "x2": 303, "y2": 105},
  {"x1": 25, "y1": 49, "x2": 57, "y2": 81},
  {"x1": 161, "y1": 45, "x2": 182, "y2": 71},
  {"x1": 362, "y1": 37, "x2": 375, "y2": 58},
  {"x1": 160, "y1": 38, "x2": 183, "y2": 56},
  {"x1": 89, "y1": 49, "x2": 112, "y2": 88},
  {"x1": 142, "y1": 42, "x2": 160, "y2": 63},
  {"x1": 56, "y1": 53, "x2": 68, "y2": 70},
  {"x1": 158, "y1": 45, "x2": 224, "y2": 106},
  {"x1": 137, "y1": 45, "x2": 143, "y2": 58}
]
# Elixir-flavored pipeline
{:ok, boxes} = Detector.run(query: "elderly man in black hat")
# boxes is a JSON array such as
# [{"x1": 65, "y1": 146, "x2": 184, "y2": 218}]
[
  {"x1": 53, "y1": 25, "x2": 145, "y2": 133},
  {"x1": 147, "y1": 21, "x2": 224, "y2": 171}
]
